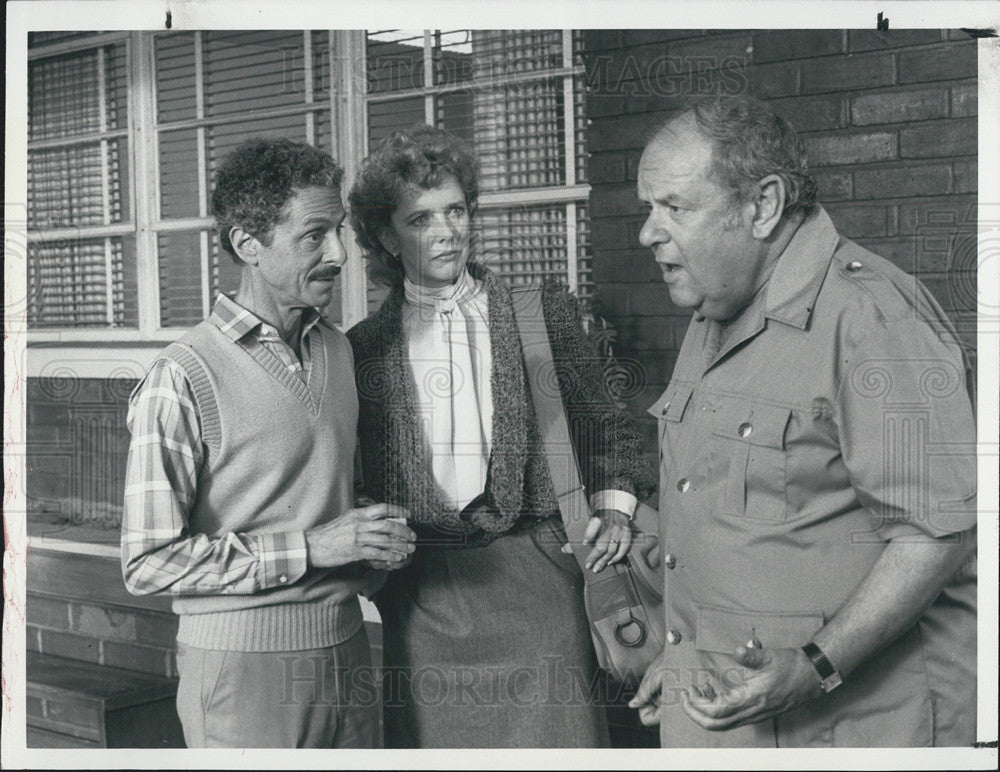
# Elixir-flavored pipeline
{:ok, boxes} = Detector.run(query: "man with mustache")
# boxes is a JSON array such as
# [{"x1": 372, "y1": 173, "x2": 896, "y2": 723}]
[
  {"x1": 628, "y1": 95, "x2": 977, "y2": 747},
  {"x1": 121, "y1": 138, "x2": 415, "y2": 748}
]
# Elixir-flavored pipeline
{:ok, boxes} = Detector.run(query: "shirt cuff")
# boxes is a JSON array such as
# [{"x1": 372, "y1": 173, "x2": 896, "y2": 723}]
[
  {"x1": 589, "y1": 489, "x2": 638, "y2": 521},
  {"x1": 258, "y1": 530, "x2": 309, "y2": 589}
]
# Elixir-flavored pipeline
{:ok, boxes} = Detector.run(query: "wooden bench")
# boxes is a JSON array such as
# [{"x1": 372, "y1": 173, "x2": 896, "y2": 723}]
[{"x1": 26, "y1": 651, "x2": 185, "y2": 748}]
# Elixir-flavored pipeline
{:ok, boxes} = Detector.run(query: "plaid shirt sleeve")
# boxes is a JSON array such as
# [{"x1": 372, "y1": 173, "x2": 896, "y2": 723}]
[{"x1": 121, "y1": 358, "x2": 308, "y2": 596}]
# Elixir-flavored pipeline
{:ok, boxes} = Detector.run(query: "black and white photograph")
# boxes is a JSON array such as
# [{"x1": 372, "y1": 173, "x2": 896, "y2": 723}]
[{"x1": 3, "y1": 0, "x2": 998, "y2": 768}]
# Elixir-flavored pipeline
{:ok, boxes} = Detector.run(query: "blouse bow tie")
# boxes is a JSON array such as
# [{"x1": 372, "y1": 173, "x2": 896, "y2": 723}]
[
  {"x1": 403, "y1": 268, "x2": 482, "y2": 314},
  {"x1": 402, "y1": 268, "x2": 492, "y2": 511}
]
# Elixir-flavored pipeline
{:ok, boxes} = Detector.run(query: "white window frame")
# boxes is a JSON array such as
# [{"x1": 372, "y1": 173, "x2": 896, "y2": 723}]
[
  {"x1": 26, "y1": 29, "x2": 589, "y2": 377},
  {"x1": 26, "y1": 30, "x2": 371, "y2": 379}
]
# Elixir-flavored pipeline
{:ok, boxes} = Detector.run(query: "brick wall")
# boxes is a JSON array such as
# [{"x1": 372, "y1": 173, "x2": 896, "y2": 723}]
[
  {"x1": 583, "y1": 29, "x2": 978, "y2": 447},
  {"x1": 26, "y1": 377, "x2": 134, "y2": 541},
  {"x1": 27, "y1": 550, "x2": 179, "y2": 679}
]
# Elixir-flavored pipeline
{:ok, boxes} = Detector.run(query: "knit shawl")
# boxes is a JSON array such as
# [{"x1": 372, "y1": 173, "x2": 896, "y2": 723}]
[{"x1": 347, "y1": 263, "x2": 652, "y2": 539}]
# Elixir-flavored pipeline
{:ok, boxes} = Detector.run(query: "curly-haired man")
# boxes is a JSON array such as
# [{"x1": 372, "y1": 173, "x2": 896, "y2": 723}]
[{"x1": 121, "y1": 138, "x2": 415, "y2": 748}]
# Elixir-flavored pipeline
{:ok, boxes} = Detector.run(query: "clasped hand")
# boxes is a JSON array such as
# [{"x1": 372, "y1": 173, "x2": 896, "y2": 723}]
[
  {"x1": 305, "y1": 503, "x2": 416, "y2": 570},
  {"x1": 629, "y1": 645, "x2": 823, "y2": 730}
]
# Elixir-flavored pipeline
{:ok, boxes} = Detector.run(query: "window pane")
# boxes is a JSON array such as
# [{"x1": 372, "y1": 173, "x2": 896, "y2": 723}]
[
  {"x1": 158, "y1": 231, "x2": 205, "y2": 327},
  {"x1": 311, "y1": 30, "x2": 330, "y2": 99},
  {"x1": 368, "y1": 96, "x2": 424, "y2": 150},
  {"x1": 29, "y1": 42, "x2": 127, "y2": 141},
  {"x1": 575, "y1": 203, "x2": 593, "y2": 304},
  {"x1": 435, "y1": 91, "x2": 473, "y2": 143},
  {"x1": 315, "y1": 107, "x2": 333, "y2": 157},
  {"x1": 155, "y1": 32, "x2": 197, "y2": 123},
  {"x1": 367, "y1": 30, "x2": 426, "y2": 94},
  {"x1": 28, "y1": 138, "x2": 129, "y2": 228},
  {"x1": 462, "y1": 76, "x2": 567, "y2": 191},
  {"x1": 468, "y1": 30, "x2": 563, "y2": 75},
  {"x1": 29, "y1": 31, "x2": 108, "y2": 47},
  {"x1": 28, "y1": 236, "x2": 137, "y2": 327},
  {"x1": 475, "y1": 202, "x2": 591, "y2": 304},
  {"x1": 432, "y1": 30, "x2": 474, "y2": 87},
  {"x1": 477, "y1": 205, "x2": 569, "y2": 285},
  {"x1": 159, "y1": 129, "x2": 201, "y2": 219},
  {"x1": 203, "y1": 31, "x2": 309, "y2": 117}
]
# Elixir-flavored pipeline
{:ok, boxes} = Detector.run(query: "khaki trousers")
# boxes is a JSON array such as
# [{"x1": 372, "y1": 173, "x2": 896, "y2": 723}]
[{"x1": 175, "y1": 627, "x2": 379, "y2": 748}]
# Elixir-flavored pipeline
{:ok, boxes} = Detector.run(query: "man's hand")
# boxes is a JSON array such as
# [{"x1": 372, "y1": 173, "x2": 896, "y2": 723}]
[
  {"x1": 366, "y1": 516, "x2": 415, "y2": 572},
  {"x1": 305, "y1": 504, "x2": 415, "y2": 569},
  {"x1": 564, "y1": 509, "x2": 631, "y2": 572},
  {"x1": 681, "y1": 645, "x2": 822, "y2": 731},
  {"x1": 627, "y1": 650, "x2": 668, "y2": 726}
]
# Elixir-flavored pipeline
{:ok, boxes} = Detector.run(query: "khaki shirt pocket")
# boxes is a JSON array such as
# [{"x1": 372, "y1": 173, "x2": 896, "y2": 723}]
[
  {"x1": 695, "y1": 603, "x2": 825, "y2": 654},
  {"x1": 711, "y1": 400, "x2": 791, "y2": 521},
  {"x1": 648, "y1": 382, "x2": 694, "y2": 466}
]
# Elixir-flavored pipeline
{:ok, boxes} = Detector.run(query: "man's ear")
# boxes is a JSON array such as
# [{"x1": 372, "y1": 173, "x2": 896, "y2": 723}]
[
  {"x1": 229, "y1": 226, "x2": 261, "y2": 265},
  {"x1": 752, "y1": 175, "x2": 786, "y2": 240}
]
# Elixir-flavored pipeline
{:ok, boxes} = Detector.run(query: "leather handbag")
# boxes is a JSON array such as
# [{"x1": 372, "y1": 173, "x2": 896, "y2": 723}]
[{"x1": 512, "y1": 287, "x2": 665, "y2": 685}]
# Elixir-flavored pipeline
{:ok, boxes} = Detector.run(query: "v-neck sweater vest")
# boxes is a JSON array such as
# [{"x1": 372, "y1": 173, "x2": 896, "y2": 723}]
[{"x1": 160, "y1": 319, "x2": 363, "y2": 651}]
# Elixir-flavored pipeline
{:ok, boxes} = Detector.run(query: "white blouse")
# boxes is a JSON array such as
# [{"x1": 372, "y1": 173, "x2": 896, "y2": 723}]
[
  {"x1": 402, "y1": 269, "x2": 637, "y2": 517},
  {"x1": 403, "y1": 269, "x2": 493, "y2": 510}
]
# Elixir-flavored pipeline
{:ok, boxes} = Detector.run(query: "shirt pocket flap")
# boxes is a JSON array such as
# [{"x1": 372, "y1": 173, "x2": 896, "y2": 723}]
[
  {"x1": 647, "y1": 383, "x2": 694, "y2": 422},
  {"x1": 711, "y1": 400, "x2": 791, "y2": 449},
  {"x1": 695, "y1": 604, "x2": 825, "y2": 653}
]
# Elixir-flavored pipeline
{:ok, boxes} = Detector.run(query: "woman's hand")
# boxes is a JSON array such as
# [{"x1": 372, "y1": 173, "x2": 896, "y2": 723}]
[{"x1": 583, "y1": 508, "x2": 632, "y2": 572}]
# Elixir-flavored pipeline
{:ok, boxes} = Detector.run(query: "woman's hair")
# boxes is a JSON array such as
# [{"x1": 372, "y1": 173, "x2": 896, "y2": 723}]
[
  {"x1": 211, "y1": 138, "x2": 343, "y2": 262},
  {"x1": 666, "y1": 94, "x2": 817, "y2": 215},
  {"x1": 349, "y1": 125, "x2": 479, "y2": 287}
]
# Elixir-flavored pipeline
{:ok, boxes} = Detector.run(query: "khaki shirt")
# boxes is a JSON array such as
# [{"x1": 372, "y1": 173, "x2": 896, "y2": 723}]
[{"x1": 650, "y1": 207, "x2": 977, "y2": 747}]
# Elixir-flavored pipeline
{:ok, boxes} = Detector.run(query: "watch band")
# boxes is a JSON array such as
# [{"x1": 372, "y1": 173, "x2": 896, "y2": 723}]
[{"x1": 801, "y1": 642, "x2": 843, "y2": 693}]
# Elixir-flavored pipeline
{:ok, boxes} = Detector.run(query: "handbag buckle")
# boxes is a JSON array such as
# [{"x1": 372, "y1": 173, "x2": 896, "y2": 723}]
[{"x1": 614, "y1": 617, "x2": 647, "y2": 648}]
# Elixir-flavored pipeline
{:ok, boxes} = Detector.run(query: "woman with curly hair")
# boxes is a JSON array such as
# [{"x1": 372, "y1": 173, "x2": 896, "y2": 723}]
[{"x1": 347, "y1": 125, "x2": 653, "y2": 748}]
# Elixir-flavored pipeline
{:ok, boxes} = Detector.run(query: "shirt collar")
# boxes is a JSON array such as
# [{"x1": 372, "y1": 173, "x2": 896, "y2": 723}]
[
  {"x1": 763, "y1": 205, "x2": 841, "y2": 330},
  {"x1": 208, "y1": 293, "x2": 328, "y2": 342}
]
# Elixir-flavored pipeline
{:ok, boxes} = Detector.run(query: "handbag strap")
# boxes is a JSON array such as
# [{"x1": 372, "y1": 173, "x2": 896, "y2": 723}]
[{"x1": 511, "y1": 287, "x2": 593, "y2": 570}]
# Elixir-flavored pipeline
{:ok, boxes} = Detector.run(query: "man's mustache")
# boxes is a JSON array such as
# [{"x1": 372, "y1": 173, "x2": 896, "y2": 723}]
[{"x1": 312, "y1": 266, "x2": 342, "y2": 281}]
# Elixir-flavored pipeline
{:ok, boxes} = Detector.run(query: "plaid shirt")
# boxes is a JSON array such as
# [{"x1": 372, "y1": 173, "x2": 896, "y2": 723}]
[{"x1": 121, "y1": 295, "x2": 325, "y2": 596}]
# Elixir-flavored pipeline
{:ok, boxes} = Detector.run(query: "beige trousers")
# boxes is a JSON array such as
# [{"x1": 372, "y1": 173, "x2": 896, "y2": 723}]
[{"x1": 175, "y1": 627, "x2": 379, "y2": 748}]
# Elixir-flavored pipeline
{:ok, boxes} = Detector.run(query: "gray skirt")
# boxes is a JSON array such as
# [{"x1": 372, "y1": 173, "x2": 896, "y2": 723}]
[{"x1": 375, "y1": 516, "x2": 610, "y2": 748}]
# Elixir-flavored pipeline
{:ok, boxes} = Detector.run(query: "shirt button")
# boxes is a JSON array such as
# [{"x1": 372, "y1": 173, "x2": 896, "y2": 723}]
[
  {"x1": 666, "y1": 629, "x2": 682, "y2": 645},
  {"x1": 846, "y1": 260, "x2": 863, "y2": 273},
  {"x1": 676, "y1": 477, "x2": 690, "y2": 493},
  {"x1": 738, "y1": 422, "x2": 753, "y2": 438},
  {"x1": 664, "y1": 553, "x2": 677, "y2": 569},
  {"x1": 278, "y1": 574, "x2": 288, "y2": 584},
  {"x1": 661, "y1": 401, "x2": 670, "y2": 416}
]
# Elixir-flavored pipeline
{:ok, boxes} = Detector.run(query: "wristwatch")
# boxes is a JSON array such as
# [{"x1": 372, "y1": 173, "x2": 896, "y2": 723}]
[{"x1": 801, "y1": 642, "x2": 843, "y2": 693}]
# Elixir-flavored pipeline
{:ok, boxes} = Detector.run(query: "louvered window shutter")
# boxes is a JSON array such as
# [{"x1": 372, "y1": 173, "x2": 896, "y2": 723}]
[{"x1": 27, "y1": 39, "x2": 137, "y2": 328}]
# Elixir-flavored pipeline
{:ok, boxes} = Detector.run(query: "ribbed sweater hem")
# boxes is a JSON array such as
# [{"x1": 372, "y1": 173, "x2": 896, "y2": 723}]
[{"x1": 176, "y1": 597, "x2": 363, "y2": 652}]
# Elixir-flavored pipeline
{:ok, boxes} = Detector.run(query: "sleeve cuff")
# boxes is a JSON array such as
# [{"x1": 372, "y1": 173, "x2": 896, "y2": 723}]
[
  {"x1": 590, "y1": 489, "x2": 638, "y2": 520},
  {"x1": 258, "y1": 530, "x2": 309, "y2": 589}
]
